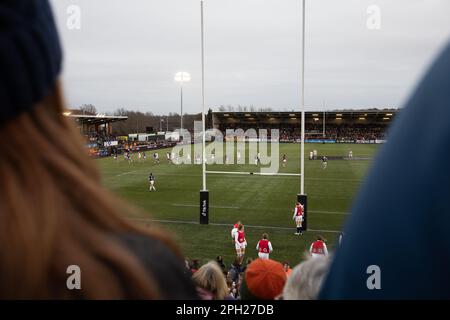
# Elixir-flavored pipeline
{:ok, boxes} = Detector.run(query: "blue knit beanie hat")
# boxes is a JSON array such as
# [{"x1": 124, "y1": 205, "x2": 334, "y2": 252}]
[{"x1": 0, "y1": 0, "x2": 62, "y2": 125}]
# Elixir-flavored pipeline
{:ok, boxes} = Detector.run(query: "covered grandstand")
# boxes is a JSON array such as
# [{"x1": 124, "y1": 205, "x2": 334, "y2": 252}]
[
  {"x1": 63, "y1": 110, "x2": 128, "y2": 156},
  {"x1": 212, "y1": 109, "x2": 399, "y2": 143}
]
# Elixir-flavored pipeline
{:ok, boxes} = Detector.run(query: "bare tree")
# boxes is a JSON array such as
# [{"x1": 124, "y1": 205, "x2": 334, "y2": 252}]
[{"x1": 79, "y1": 104, "x2": 97, "y2": 115}]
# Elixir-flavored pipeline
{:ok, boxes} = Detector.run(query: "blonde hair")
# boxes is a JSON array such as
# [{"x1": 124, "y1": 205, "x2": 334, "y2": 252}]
[
  {"x1": 192, "y1": 261, "x2": 229, "y2": 300},
  {"x1": 0, "y1": 83, "x2": 180, "y2": 299}
]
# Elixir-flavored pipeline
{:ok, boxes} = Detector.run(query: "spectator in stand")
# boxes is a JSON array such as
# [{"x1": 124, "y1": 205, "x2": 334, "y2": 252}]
[
  {"x1": 282, "y1": 256, "x2": 329, "y2": 300},
  {"x1": 283, "y1": 261, "x2": 293, "y2": 278},
  {"x1": 0, "y1": 0, "x2": 197, "y2": 299},
  {"x1": 227, "y1": 279, "x2": 240, "y2": 300},
  {"x1": 189, "y1": 259, "x2": 200, "y2": 274},
  {"x1": 216, "y1": 255, "x2": 226, "y2": 274},
  {"x1": 227, "y1": 257, "x2": 242, "y2": 284},
  {"x1": 192, "y1": 261, "x2": 230, "y2": 300},
  {"x1": 240, "y1": 259, "x2": 287, "y2": 300},
  {"x1": 241, "y1": 257, "x2": 253, "y2": 274}
]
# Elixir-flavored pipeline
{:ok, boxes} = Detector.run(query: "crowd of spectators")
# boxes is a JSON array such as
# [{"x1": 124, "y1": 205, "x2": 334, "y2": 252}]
[
  {"x1": 213, "y1": 124, "x2": 388, "y2": 142},
  {"x1": 184, "y1": 255, "x2": 329, "y2": 300},
  {"x1": 280, "y1": 125, "x2": 387, "y2": 142}
]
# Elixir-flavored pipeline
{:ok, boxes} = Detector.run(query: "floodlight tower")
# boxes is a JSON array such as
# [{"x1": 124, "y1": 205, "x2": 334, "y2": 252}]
[{"x1": 174, "y1": 71, "x2": 191, "y2": 134}]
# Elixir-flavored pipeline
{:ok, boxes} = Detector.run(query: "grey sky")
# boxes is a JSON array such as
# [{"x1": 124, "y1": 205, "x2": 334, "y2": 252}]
[{"x1": 50, "y1": 0, "x2": 450, "y2": 115}]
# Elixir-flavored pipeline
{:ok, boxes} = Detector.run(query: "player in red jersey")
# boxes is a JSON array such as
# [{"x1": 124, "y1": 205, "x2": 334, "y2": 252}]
[
  {"x1": 309, "y1": 235, "x2": 329, "y2": 258},
  {"x1": 234, "y1": 224, "x2": 247, "y2": 263},
  {"x1": 292, "y1": 202, "x2": 304, "y2": 235},
  {"x1": 256, "y1": 233, "x2": 273, "y2": 260},
  {"x1": 231, "y1": 221, "x2": 241, "y2": 245}
]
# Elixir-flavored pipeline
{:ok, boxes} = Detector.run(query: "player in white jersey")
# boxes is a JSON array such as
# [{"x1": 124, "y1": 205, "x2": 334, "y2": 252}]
[
  {"x1": 138, "y1": 152, "x2": 142, "y2": 162},
  {"x1": 349, "y1": 150, "x2": 353, "y2": 159}
]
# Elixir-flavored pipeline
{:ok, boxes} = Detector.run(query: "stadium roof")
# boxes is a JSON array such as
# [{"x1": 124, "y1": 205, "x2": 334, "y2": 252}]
[
  {"x1": 212, "y1": 109, "x2": 400, "y2": 126},
  {"x1": 213, "y1": 110, "x2": 398, "y2": 119},
  {"x1": 63, "y1": 111, "x2": 128, "y2": 125},
  {"x1": 213, "y1": 109, "x2": 398, "y2": 117}
]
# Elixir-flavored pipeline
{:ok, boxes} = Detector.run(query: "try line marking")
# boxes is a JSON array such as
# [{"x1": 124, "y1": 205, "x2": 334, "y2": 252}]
[
  {"x1": 172, "y1": 203, "x2": 348, "y2": 215},
  {"x1": 173, "y1": 203, "x2": 240, "y2": 209},
  {"x1": 116, "y1": 170, "x2": 138, "y2": 177},
  {"x1": 114, "y1": 171, "x2": 362, "y2": 182},
  {"x1": 129, "y1": 218, "x2": 341, "y2": 234}
]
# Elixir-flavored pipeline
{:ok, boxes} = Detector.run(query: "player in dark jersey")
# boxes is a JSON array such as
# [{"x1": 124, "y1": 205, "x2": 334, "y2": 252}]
[
  {"x1": 322, "y1": 156, "x2": 328, "y2": 169},
  {"x1": 148, "y1": 173, "x2": 156, "y2": 191}
]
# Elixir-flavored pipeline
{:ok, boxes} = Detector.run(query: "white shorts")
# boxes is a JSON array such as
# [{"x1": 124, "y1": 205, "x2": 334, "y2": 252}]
[
  {"x1": 258, "y1": 252, "x2": 269, "y2": 260},
  {"x1": 150, "y1": 181, "x2": 154, "y2": 186},
  {"x1": 235, "y1": 241, "x2": 247, "y2": 250},
  {"x1": 295, "y1": 216, "x2": 303, "y2": 223}
]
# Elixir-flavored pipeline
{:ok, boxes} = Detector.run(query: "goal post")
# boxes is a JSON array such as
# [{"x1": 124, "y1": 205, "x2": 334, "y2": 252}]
[
  {"x1": 198, "y1": 0, "x2": 308, "y2": 227},
  {"x1": 297, "y1": 193, "x2": 308, "y2": 231}
]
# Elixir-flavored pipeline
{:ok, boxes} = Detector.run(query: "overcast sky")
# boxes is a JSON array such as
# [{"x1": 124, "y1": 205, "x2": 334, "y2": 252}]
[{"x1": 49, "y1": 0, "x2": 450, "y2": 115}]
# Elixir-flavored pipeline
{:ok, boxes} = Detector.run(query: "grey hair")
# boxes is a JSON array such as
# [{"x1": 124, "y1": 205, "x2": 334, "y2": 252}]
[{"x1": 282, "y1": 256, "x2": 330, "y2": 300}]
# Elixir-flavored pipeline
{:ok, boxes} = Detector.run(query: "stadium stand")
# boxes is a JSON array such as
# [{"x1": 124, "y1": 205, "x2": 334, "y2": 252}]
[{"x1": 213, "y1": 110, "x2": 397, "y2": 143}]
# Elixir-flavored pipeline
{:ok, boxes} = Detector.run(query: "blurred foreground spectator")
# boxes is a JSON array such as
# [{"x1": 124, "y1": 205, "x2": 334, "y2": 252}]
[
  {"x1": 282, "y1": 256, "x2": 329, "y2": 300},
  {"x1": 320, "y1": 41, "x2": 450, "y2": 299},
  {"x1": 240, "y1": 259, "x2": 287, "y2": 300},
  {"x1": 0, "y1": 0, "x2": 197, "y2": 299}
]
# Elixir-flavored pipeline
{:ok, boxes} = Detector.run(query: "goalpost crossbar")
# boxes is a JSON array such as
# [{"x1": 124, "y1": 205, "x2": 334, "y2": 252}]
[{"x1": 205, "y1": 170, "x2": 302, "y2": 177}]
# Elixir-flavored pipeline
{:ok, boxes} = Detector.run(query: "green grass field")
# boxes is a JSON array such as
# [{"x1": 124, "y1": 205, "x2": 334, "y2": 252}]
[{"x1": 97, "y1": 143, "x2": 378, "y2": 268}]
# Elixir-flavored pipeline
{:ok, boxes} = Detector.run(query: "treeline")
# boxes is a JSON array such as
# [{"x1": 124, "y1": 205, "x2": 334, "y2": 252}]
[
  {"x1": 77, "y1": 104, "x2": 212, "y2": 135},
  {"x1": 112, "y1": 108, "x2": 207, "y2": 136},
  {"x1": 217, "y1": 105, "x2": 274, "y2": 112}
]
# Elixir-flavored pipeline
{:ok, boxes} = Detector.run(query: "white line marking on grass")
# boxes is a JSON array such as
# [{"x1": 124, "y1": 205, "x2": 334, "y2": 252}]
[
  {"x1": 116, "y1": 170, "x2": 138, "y2": 177},
  {"x1": 171, "y1": 204, "x2": 348, "y2": 215},
  {"x1": 310, "y1": 210, "x2": 349, "y2": 215},
  {"x1": 111, "y1": 171, "x2": 362, "y2": 183},
  {"x1": 172, "y1": 204, "x2": 240, "y2": 209},
  {"x1": 129, "y1": 218, "x2": 341, "y2": 233}
]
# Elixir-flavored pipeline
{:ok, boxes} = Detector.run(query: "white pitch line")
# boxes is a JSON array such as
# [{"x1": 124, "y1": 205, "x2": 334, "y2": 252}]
[
  {"x1": 310, "y1": 210, "x2": 349, "y2": 215},
  {"x1": 172, "y1": 204, "x2": 240, "y2": 209},
  {"x1": 129, "y1": 218, "x2": 341, "y2": 233},
  {"x1": 171, "y1": 204, "x2": 348, "y2": 215},
  {"x1": 113, "y1": 171, "x2": 362, "y2": 182},
  {"x1": 116, "y1": 170, "x2": 138, "y2": 177},
  {"x1": 206, "y1": 170, "x2": 302, "y2": 177}
]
